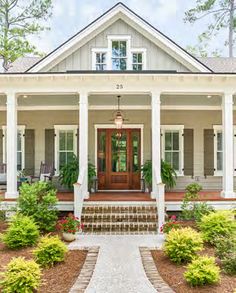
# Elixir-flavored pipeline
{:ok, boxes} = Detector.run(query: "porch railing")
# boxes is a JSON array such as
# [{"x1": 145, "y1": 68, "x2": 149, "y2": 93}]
[{"x1": 73, "y1": 167, "x2": 86, "y2": 221}]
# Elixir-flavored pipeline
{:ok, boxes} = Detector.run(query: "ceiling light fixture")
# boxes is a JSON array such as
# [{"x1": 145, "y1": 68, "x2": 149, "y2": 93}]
[{"x1": 114, "y1": 95, "x2": 124, "y2": 129}]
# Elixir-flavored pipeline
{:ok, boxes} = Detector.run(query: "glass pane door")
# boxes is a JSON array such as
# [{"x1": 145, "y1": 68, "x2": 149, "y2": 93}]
[{"x1": 111, "y1": 131, "x2": 127, "y2": 172}]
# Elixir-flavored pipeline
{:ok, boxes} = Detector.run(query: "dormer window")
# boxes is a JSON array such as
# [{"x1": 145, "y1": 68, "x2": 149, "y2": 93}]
[
  {"x1": 132, "y1": 52, "x2": 143, "y2": 70},
  {"x1": 95, "y1": 52, "x2": 107, "y2": 70},
  {"x1": 112, "y1": 41, "x2": 127, "y2": 70},
  {"x1": 92, "y1": 35, "x2": 146, "y2": 70}
]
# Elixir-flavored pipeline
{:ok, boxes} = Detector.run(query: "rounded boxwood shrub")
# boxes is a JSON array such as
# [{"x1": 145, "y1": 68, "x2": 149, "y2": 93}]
[
  {"x1": 0, "y1": 257, "x2": 41, "y2": 293},
  {"x1": 18, "y1": 181, "x2": 58, "y2": 232},
  {"x1": 184, "y1": 256, "x2": 220, "y2": 286},
  {"x1": 164, "y1": 227, "x2": 203, "y2": 264},
  {"x1": 33, "y1": 235, "x2": 68, "y2": 267},
  {"x1": 2, "y1": 214, "x2": 39, "y2": 249},
  {"x1": 198, "y1": 211, "x2": 236, "y2": 245}
]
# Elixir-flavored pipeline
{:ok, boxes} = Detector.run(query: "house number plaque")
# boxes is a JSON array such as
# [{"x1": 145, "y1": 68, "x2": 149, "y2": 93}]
[{"x1": 116, "y1": 84, "x2": 124, "y2": 89}]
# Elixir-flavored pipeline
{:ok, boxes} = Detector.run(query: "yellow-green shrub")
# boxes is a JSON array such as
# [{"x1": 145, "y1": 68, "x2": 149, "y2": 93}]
[
  {"x1": 164, "y1": 227, "x2": 203, "y2": 264},
  {"x1": 33, "y1": 235, "x2": 68, "y2": 267},
  {"x1": 0, "y1": 257, "x2": 41, "y2": 293},
  {"x1": 2, "y1": 214, "x2": 39, "y2": 249},
  {"x1": 198, "y1": 211, "x2": 236, "y2": 245},
  {"x1": 184, "y1": 256, "x2": 220, "y2": 286}
]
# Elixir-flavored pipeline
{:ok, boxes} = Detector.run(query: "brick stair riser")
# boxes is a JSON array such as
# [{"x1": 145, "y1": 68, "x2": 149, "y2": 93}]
[
  {"x1": 82, "y1": 214, "x2": 157, "y2": 223},
  {"x1": 82, "y1": 207, "x2": 157, "y2": 214}
]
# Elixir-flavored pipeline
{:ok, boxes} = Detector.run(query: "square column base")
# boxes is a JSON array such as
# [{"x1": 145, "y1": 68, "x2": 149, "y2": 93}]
[
  {"x1": 221, "y1": 190, "x2": 236, "y2": 199},
  {"x1": 5, "y1": 191, "x2": 19, "y2": 199}
]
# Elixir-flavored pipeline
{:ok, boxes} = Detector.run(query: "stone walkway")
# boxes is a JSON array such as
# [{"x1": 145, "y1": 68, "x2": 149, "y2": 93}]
[{"x1": 69, "y1": 234, "x2": 164, "y2": 293}]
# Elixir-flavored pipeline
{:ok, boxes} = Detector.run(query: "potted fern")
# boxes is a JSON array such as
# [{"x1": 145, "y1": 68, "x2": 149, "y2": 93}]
[
  {"x1": 59, "y1": 155, "x2": 96, "y2": 191},
  {"x1": 141, "y1": 159, "x2": 177, "y2": 191}
]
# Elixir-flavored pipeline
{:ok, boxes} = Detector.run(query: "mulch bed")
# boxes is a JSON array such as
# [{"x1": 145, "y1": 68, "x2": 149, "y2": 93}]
[
  {"x1": 0, "y1": 221, "x2": 88, "y2": 293},
  {"x1": 151, "y1": 248, "x2": 236, "y2": 293}
]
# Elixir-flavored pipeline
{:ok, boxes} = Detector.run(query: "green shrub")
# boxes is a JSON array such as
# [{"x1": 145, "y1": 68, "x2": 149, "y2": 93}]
[
  {"x1": 0, "y1": 257, "x2": 41, "y2": 293},
  {"x1": 215, "y1": 236, "x2": 236, "y2": 275},
  {"x1": 2, "y1": 214, "x2": 39, "y2": 249},
  {"x1": 184, "y1": 256, "x2": 220, "y2": 286},
  {"x1": 164, "y1": 227, "x2": 203, "y2": 264},
  {"x1": 181, "y1": 183, "x2": 202, "y2": 220},
  {"x1": 193, "y1": 202, "x2": 215, "y2": 222},
  {"x1": 18, "y1": 181, "x2": 58, "y2": 232},
  {"x1": 198, "y1": 211, "x2": 236, "y2": 245},
  {"x1": 33, "y1": 235, "x2": 68, "y2": 267}
]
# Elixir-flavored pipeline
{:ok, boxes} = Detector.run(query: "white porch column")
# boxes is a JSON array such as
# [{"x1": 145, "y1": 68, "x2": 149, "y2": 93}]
[
  {"x1": 79, "y1": 92, "x2": 89, "y2": 199},
  {"x1": 151, "y1": 91, "x2": 162, "y2": 199},
  {"x1": 5, "y1": 92, "x2": 18, "y2": 199},
  {"x1": 221, "y1": 93, "x2": 235, "y2": 198}
]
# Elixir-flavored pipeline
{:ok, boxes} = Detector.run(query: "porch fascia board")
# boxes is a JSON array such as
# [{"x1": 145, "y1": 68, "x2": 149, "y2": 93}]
[{"x1": 0, "y1": 74, "x2": 236, "y2": 96}]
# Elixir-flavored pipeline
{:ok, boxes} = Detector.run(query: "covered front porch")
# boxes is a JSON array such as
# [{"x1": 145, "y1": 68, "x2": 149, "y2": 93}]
[{"x1": 0, "y1": 72, "x2": 236, "y2": 223}]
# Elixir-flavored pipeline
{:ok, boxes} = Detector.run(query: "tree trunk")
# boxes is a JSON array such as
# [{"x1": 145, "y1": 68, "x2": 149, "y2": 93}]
[{"x1": 229, "y1": 0, "x2": 235, "y2": 57}]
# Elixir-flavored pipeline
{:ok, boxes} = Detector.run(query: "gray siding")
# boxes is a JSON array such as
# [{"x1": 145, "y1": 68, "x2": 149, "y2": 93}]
[{"x1": 50, "y1": 19, "x2": 189, "y2": 72}]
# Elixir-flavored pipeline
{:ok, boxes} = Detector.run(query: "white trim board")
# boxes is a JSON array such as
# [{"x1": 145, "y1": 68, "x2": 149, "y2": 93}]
[{"x1": 0, "y1": 105, "x2": 225, "y2": 111}]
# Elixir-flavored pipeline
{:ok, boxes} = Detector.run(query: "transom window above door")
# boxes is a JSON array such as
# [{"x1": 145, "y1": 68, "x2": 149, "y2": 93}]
[{"x1": 92, "y1": 35, "x2": 146, "y2": 70}]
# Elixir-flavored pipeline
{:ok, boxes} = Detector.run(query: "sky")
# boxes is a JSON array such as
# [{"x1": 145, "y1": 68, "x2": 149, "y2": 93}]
[{"x1": 30, "y1": 0, "x2": 228, "y2": 56}]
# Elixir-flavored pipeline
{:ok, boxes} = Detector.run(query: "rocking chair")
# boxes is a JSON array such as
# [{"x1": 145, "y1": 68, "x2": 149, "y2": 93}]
[{"x1": 30, "y1": 162, "x2": 54, "y2": 183}]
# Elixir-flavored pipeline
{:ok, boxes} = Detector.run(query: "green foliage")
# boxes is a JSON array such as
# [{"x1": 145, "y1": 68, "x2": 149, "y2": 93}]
[
  {"x1": 18, "y1": 181, "x2": 58, "y2": 232},
  {"x1": 141, "y1": 160, "x2": 152, "y2": 189},
  {"x1": 2, "y1": 214, "x2": 39, "y2": 249},
  {"x1": 181, "y1": 183, "x2": 202, "y2": 220},
  {"x1": 161, "y1": 160, "x2": 177, "y2": 189},
  {"x1": 59, "y1": 155, "x2": 96, "y2": 190},
  {"x1": 215, "y1": 236, "x2": 236, "y2": 275},
  {"x1": 193, "y1": 202, "x2": 215, "y2": 222},
  {"x1": 0, "y1": 0, "x2": 53, "y2": 71},
  {"x1": 141, "y1": 160, "x2": 177, "y2": 190},
  {"x1": 181, "y1": 183, "x2": 214, "y2": 221},
  {"x1": 184, "y1": 256, "x2": 220, "y2": 286},
  {"x1": 88, "y1": 162, "x2": 96, "y2": 190},
  {"x1": 59, "y1": 155, "x2": 79, "y2": 190},
  {"x1": 198, "y1": 211, "x2": 236, "y2": 245},
  {"x1": 184, "y1": 0, "x2": 235, "y2": 57},
  {"x1": 0, "y1": 257, "x2": 41, "y2": 293},
  {"x1": 33, "y1": 235, "x2": 68, "y2": 267},
  {"x1": 164, "y1": 227, "x2": 203, "y2": 264}
]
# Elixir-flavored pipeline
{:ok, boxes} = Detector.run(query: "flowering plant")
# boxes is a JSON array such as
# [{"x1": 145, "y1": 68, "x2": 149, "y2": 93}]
[
  {"x1": 160, "y1": 215, "x2": 181, "y2": 234},
  {"x1": 57, "y1": 213, "x2": 83, "y2": 234}
]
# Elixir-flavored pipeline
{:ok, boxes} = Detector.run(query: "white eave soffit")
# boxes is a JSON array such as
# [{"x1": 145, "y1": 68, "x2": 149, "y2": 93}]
[{"x1": 27, "y1": 3, "x2": 211, "y2": 73}]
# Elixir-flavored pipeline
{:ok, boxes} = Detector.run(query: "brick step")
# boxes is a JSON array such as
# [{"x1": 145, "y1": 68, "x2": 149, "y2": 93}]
[
  {"x1": 82, "y1": 206, "x2": 157, "y2": 214},
  {"x1": 83, "y1": 222, "x2": 157, "y2": 233},
  {"x1": 82, "y1": 213, "x2": 157, "y2": 223}
]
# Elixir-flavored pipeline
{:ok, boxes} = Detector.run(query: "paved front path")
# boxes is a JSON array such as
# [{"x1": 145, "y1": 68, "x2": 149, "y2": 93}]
[{"x1": 69, "y1": 235, "x2": 164, "y2": 293}]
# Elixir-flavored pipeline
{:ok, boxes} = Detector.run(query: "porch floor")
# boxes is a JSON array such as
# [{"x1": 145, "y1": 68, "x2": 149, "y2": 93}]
[
  {"x1": 1, "y1": 190, "x2": 236, "y2": 202},
  {"x1": 58, "y1": 190, "x2": 236, "y2": 202}
]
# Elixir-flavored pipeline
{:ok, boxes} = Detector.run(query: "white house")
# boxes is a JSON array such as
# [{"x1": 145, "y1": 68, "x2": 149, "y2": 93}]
[{"x1": 1, "y1": 3, "x2": 236, "y2": 220}]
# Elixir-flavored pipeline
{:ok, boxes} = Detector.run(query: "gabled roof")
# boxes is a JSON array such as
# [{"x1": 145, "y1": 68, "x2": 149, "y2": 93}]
[{"x1": 27, "y1": 2, "x2": 211, "y2": 73}]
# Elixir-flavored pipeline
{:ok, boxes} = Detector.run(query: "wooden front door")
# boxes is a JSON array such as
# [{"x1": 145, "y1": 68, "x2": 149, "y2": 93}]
[{"x1": 97, "y1": 129, "x2": 141, "y2": 190}]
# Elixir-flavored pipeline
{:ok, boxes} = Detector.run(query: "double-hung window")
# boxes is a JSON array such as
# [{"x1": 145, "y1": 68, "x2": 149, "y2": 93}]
[
  {"x1": 111, "y1": 40, "x2": 127, "y2": 70},
  {"x1": 95, "y1": 52, "x2": 106, "y2": 70},
  {"x1": 132, "y1": 52, "x2": 143, "y2": 70},
  {"x1": 54, "y1": 125, "x2": 77, "y2": 174},
  {"x1": 161, "y1": 126, "x2": 184, "y2": 176},
  {"x1": 2, "y1": 126, "x2": 25, "y2": 171}
]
